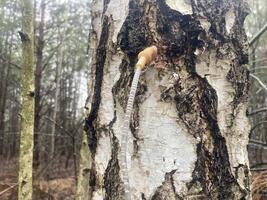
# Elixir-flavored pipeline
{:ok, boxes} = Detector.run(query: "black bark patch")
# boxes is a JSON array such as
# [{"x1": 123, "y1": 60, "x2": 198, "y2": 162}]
[
  {"x1": 151, "y1": 170, "x2": 183, "y2": 200},
  {"x1": 192, "y1": 0, "x2": 232, "y2": 42},
  {"x1": 226, "y1": 64, "x2": 249, "y2": 109},
  {"x1": 18, "y1": 31, "x2": 30, "y2": 42},
  {"x1": 113, "y1": 58, "x2": 134, "y2": 110},
  {"x1": 84, "y1": 16, "x2": 110, "y2": 153},
  {"x1": 103, "y1": 0, "x2": 111, "y2": 14},
  {"x1": 104, "y1": 135, "x2": 124, "y2": 200},
  {"x1": 226, "y1": 1, "x2": 250, "y2": 110},
  {"x1": 156, "y1": 0, "x2": 203, "y2": 59},
  {"x1": 118, "y1": 0, "x2": 149, "y2": 58},
  {"x1": 173, "y1": 72, "x2": 246, "y2": 198}
]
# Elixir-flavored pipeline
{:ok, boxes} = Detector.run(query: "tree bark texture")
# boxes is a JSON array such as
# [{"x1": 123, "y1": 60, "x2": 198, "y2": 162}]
[
  {"x1": 76, "y1": 130, "x2": 91, "y2": 200},
  {"x1": 85, "y1": 0, "x2": 251, "y2": 199},
  {"x1": 18, "y1": 0, "x2": 35, "y2": 199}
]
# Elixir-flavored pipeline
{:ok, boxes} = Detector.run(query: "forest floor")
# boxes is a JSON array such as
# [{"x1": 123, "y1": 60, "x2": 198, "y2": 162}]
[
  {"x1": 0, "y1": 157, "x2": 76, "y2": 200},
  {"x1": 0, "y1": 157, "x2": 266, "y2": 199}
]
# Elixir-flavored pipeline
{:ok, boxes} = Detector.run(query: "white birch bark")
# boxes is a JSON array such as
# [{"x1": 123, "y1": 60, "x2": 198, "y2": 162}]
[{"x1": 84, "y1": 0, "x2": 251, "y2": 199}]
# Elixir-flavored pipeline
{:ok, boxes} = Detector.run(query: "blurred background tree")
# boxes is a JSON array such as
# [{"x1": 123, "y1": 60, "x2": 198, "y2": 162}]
[
  {"x1": 246, "y1": 0, "x2": 267, "y2": 166},
  {"x1": 0, "y1": 0, "x2": 90, "y2": 199},
  {"x1": 245, "y1": 0, "x2": 267, "y2": 199}
]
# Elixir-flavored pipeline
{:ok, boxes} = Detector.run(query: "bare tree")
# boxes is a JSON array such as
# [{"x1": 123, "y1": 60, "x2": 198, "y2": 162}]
[{"x1": 18, "y1": 0, "x2": 35, "y2": 199}]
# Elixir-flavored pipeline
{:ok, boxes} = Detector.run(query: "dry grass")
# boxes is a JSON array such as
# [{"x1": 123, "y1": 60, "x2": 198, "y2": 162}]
[{"x1": 252, "y1": 170, "x2": 267, "y2": 200}]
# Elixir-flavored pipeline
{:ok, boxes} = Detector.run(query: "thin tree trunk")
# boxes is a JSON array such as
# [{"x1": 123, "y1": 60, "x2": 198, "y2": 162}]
[
  {"x1": 85, "y1": 0, "x2": 251, "y2": 199},
  {"x1": 34, "y1": 0, "x2": 45, "y2": 167},
  {"x1": 18, "y1": 0, "x2": 35, "y2": 199},
  {"x1": 0, "y1": 31, "x2": 10, "y2": 156},
  {"x1": 76, "y1": 131, "x2": 91, "y2": 200},
  {"x1": 3, "y1": 32, "x2": 14, "y2": 158},
  {"x1": 51, "y1": 47, "x2": 63, "y2": 158}
]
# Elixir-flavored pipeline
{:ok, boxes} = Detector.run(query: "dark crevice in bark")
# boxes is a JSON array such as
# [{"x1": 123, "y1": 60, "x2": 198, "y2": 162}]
[
  {"x1": 141, "y1": 193, "x2": 147, "y2": 200},
  {"x1": 103, "y1": 133, "x2": 124, "y2": 200},
  {"x1": 130, "y1": 79, "x2": 148, "y2": 157},
  {"x1": 151, "y1": 170, "x2": 183, "y2": 200},
  {"x1": 156, "y1": 0, "x2": 203, "y2": 61},
  {"x1": 103, "y1": 0, "x2": 111, "y2": 14},
  {"x1": 84, "y1": 15, "x2": 110, "y2": 197},
  {"x1": 100, "y1": 65, "x2": 125, "y2": 200},
  {"x1": 192, "y1": 0, "x2": 231, "y2": 42},
  {"x1": 85, "y1": 16, "x2": 110, "y2": 153},
  {"x1": 173, "y1": 72, "x2": 241, "y2": 199},
  {"x1": 233, "y1": 164, "x2": 250, "y2": 191},
  {"x1": 225, "y1": 2, "x2": 249, "y2": 128},
  {"x1": 118, "y1": 0, "x2": 150, "y2": 58}
]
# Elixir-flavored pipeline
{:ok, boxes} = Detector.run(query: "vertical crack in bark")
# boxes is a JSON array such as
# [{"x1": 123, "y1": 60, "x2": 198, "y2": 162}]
[
  {"x1": 84, "y1": 16, "x2": 110, "y2": 197},
  {"x1": 103, "y1": 131, "x2": 124, "y2": 200},
  {"x1": 85, "y1": 16, "x2": 110, "y2": 152},
  {"x1": 103, "y1": 0, "x2": 111, "y2": 14},
  {"x1": 167, "y1": 71, "x2": 243, "y2": 198}
]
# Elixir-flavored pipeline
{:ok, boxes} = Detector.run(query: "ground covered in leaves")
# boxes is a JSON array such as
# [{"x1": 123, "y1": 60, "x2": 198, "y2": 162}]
[{"x1": 0, "y1": 157, "x2": 76, "y2": 200}]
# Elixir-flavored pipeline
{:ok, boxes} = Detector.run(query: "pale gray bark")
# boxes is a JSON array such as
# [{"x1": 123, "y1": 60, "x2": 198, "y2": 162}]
[
  {"x1": 18, "y1": 0, "x2": 35, "y2": 199},
  {"x1": 85, "y1": 0, "x2": 251, "y2": 199}
]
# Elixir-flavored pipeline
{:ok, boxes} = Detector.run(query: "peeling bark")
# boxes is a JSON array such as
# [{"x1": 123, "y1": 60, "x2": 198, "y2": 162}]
[{"x1": 85, "y1": 0, "x2": 251, "y2": 199}]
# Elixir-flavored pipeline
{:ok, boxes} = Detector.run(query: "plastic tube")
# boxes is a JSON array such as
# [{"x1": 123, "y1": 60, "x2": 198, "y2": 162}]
[
  {"x1": 120, "y1": 46, "x2": 157, "y2": 200},
  {"x1": 120, "y1": 67, "x2": 141, "y2": 200}
]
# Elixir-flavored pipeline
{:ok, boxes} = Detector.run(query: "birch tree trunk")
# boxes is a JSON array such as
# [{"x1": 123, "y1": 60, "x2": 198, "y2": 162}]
[
  {"x1": 85, "y1": 0, "x2": 251, "y2": 199},
  {"x1": 18, "y1": 0, "x2": 35, "y2": 199}
]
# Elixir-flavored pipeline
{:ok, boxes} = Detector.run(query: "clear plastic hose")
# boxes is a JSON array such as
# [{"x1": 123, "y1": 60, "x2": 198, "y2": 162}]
[
  {"x1": 120, "y1": 46, "x2": 157, "y2": 200},
  {"x1": 120, "y1": 67, "x2": 141, "y2": 200}
]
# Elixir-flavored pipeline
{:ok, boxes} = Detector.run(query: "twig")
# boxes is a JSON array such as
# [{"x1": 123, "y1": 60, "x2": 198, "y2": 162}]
[
  {"x1": 0, "y1": 183, "x2": 18, "y2": 197},
  {"x1": 0, "y1": 56, "x2": 21, "y2": 69},
  {"x1": 44, "y1": 116, "x2": 74, "y2": 138},
  {"x1": 248, "y1": 107, "x2": 267, "y2": 116},
  {"x1": 250, "y1": 121, "x2": 267, "y2": 138},
  {"x1": 249, "y1": 139, "x2": 267, "y2": 146},
  {"x1": 249, "y1": 23, "x2": 267, "y2": 46},
  {"x1": 250, "y1": 74, "x2": 267, "y2": 91},
  {"x1": 250, "y1": 58, "x2": 267, "y2": 64},
  {"x1": 250, "y1": 168, "x2": 267, "y2": 172}
]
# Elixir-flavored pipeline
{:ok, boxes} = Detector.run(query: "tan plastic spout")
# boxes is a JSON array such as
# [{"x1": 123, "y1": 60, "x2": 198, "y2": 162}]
[{"x1": 136, "y1": 46, "x2": 158, "y2": 69}]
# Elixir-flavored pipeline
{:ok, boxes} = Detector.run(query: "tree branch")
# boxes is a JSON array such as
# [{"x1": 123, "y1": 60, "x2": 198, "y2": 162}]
[
  {"x1": 0, "y1": 55, "x2": 21, "y2": 69},
  {"x1": 249, "y1": 23, "x2": 267, "y2": 46},
  {"x1": 250, "y1": 121, "x2": 267, "y2": 138},
  {"x1": 248, "y1": 107, "x2": 267, "y2": 116},
  {"x1": 250, "y1": 74, "x2": 267, "y2": 91}
]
